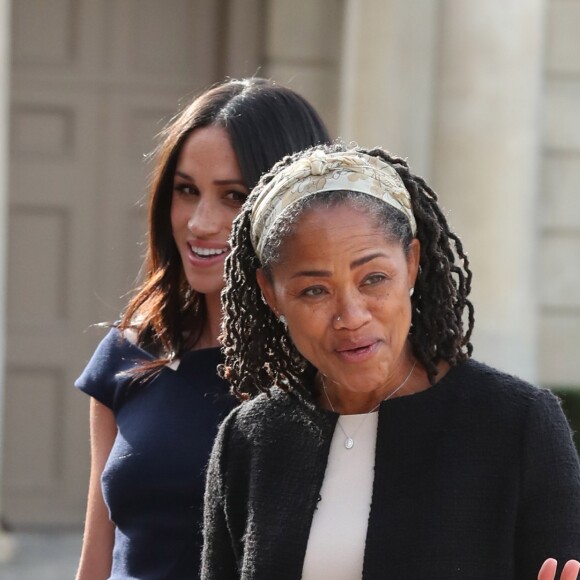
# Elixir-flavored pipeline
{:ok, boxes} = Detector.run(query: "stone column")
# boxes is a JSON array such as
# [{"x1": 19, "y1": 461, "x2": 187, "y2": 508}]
[
  {"x1": 431, "y1": 0, "x2": 545, "y2": 381},
  {"x1": 339, "y1": 0, "x2": 440, "y2": 177},
  {"x1": 0, "y1": 0, "x2": 15, "y2": 562},
  {"x1": 265, "y1": 0, "x2": 344, "y2": 135},
  {"x1": 339, "y1": 0, "x2": 545, "y2": 380}
]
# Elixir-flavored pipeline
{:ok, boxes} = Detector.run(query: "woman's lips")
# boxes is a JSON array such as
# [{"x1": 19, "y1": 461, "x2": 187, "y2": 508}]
[{"x1": 334, "y1": 340, "x2": 380, "y2": 363}]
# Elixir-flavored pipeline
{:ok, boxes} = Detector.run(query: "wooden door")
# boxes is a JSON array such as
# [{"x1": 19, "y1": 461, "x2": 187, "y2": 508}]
[{"x1": 3, "y1": 0, "x2": 260, "y2": 528}]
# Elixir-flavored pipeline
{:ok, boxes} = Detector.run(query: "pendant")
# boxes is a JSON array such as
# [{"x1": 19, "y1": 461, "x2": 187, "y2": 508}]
[{"x1": 344, "y1": 437, "x2": 354, "y2": 449}]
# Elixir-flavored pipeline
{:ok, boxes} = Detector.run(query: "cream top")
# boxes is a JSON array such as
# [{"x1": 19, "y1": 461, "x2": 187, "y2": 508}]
[{"x1": 301, "y1": 411, "x2": 378, "y2": 580}]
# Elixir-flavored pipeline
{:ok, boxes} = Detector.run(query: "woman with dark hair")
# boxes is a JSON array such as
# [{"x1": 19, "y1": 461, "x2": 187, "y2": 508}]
[
  {"x1": 74, "y1": 78, "x2": 330, "y2": 580},
  {"x1": 203, "y1": 143, "x2": 580, "y2": 579}
]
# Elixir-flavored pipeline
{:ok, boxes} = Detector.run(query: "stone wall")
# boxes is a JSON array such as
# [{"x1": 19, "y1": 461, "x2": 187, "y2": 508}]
[
  {"x1": 263, "y1": 0, "x2": 343, "y2": 136},
  {"x1": 539, "y1": 0, "x2": 580, "y2": 387}
]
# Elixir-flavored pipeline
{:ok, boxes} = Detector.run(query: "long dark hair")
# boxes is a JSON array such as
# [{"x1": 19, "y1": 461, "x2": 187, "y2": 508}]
[
  {"x1": 221, "y1": 143, "x2": 475, "y2": 399},
  {"x1": 118, "y1": 78, "x2": 330, "y2": 370}
]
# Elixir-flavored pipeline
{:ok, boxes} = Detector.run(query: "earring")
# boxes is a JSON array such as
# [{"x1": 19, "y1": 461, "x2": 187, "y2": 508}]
[
  {"x1": 409, "y1": 288, "x2": 414, "y2": 297},
  {"x1": 279, "y1": 315, "x2": 287, "y2": 328}
]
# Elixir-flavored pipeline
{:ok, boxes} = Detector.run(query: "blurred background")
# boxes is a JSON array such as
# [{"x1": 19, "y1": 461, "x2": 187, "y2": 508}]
[{"x1": 0, "y1": 0, "x2": 578, "y2": 575}]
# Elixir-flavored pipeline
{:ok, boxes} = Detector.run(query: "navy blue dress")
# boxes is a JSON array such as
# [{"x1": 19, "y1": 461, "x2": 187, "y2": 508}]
[{"x1": 75, "y1": 327, "x2": 235, "y2": 579}]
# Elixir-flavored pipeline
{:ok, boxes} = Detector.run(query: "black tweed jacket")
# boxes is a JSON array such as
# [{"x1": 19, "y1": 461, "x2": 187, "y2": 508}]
[{"x1": 201, "y1": 360, "x2": 580, "y2": 579}]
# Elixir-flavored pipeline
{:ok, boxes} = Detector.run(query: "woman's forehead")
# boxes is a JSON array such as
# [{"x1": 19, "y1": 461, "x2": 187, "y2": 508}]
[
  {"x1": 280, "y1": 200, "x2": 386, "y2": 242},
  {"x1": 274, "y1": 205, "x2": 399, "y2": 263}
]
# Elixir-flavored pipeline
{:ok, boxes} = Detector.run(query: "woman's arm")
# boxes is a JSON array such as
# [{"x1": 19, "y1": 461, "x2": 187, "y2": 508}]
[
  {"x1": 517, "y1": 389, "x2": 580, "y2": 577},
  {"x1": 75, "y1": 398, "x2": 117, "y2": 580}
]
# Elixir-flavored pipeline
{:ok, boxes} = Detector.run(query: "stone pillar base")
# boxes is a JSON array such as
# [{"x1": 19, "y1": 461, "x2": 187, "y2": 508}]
[{"x1": 0, "y1": 529, "x2": 17, "y2": 563}]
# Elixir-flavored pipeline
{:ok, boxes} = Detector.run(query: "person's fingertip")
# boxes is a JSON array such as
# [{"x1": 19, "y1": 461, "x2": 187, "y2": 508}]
[
  {"x1": 539, "y1": 558, "x2": 558, "y2": 579},
  {"x1": 562, "y1": 560, "x2": 580, "y2": 580},
  {"x1": 541, "y1": 558, "x2": 558, "y2": 569}
]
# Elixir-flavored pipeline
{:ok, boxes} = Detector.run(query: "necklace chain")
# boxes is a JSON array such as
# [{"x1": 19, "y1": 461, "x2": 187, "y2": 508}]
[{"x1": 322, "y1": 360, "x2": 417, "y2": 450}]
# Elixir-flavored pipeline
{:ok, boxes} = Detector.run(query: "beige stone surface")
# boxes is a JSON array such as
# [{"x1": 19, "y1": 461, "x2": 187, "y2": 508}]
[
  {"x1": 546, "y1": 0, "x2": 580, "y2": 74},
  {"x1": 540, "y1": 235, "x2": 580, "y2": 308},
  {"x1": 544, "y1": 79, "x2": 580, "y2": 151},
  {"x1": 431, "y1": 0, "x2": 545, "y2": 381},
  {"x1": 540, "y1": 0, "x2": 580, "y2": 388},
  {"x1": 541, "y1": 155, "x2": 580, "y2": 229},
  {"x1": 539, "y1": 313, "x2": 580, "y2": 385},
  {"x1": 264, "y1": 0, "x2": 343, "y2": 136},
  {"x1": 266, "y1": 0, "x2": 343, "y2": 62},
  {"x1": 0, "y1": 532, "x2": 80, "y2": 580},
  {"x1": 338, "y1": 0, "x2": 439, "y2": 177},
  {"x1": 267, "y1": 62, "x2": 340, "y2": 135}
]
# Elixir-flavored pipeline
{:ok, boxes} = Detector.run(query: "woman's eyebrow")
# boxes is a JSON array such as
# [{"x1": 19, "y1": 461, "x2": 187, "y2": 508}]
[
  {"x1": 174, "y1": 170, "x2": 193, "y2": 181},
  {"x1": 291, "y1": 269, "x2": 332, "y2": 279},
  {"x1": 213, "y1": 179, "x2": 247, "y2": 186},
  {"x1": 350, "y1": 252, "x2": 387, "y2": 269},
  {"x1": 290, "y1": 253, "x2": 389, "y2": 279},
  {"x1": 174, "y1": 171, "x2": 246, "y2": 187}
]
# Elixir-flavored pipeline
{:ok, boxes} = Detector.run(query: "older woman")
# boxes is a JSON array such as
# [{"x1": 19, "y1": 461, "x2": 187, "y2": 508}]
[{"x1": 202, "y1": 144, "x2": 580, "y2": 580}]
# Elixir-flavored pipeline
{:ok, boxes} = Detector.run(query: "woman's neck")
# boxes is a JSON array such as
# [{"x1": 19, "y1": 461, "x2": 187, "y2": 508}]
[
  {"x1": 192, "y1": 291, "x2": 222, "y2": 350},
  {"x1": 318, "y1": 358, "x2": 441, "y2": 415}
]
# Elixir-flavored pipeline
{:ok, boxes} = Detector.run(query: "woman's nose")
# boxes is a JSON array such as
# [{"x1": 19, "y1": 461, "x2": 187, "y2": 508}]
[
  {"x1": 187, "y1": 199, "x2": 220, "y2": 236},
  {"x1": 333, "y1": 291, "x2": 372, "y2": 330}
]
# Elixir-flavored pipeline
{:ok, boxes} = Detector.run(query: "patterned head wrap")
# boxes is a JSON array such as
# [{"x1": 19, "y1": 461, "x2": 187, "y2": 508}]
[{"x1": 250, "y1": 148, "x2": 417, "y2": 261}]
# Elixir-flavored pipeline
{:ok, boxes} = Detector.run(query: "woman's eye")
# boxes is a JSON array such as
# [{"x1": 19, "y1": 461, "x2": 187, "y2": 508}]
[
  {"x1": 363, "y1": 273, "x2": 387, "y2": 286},
  {"x1": 225, "y1": 190, "x2": 249, "y2": 204},
  {"x1": 174, "y1": 183, "x2": 197, "y2": 196},
  {"x1": 302, "y1": 286, "x2": 327, "y2": 297}
]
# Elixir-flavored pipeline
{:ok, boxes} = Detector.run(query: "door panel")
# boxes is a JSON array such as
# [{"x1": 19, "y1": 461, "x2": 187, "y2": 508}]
[
  {"x1": 3, "y1": 0, "x2": 260, "y2": 528},
  {"x1": 5, "y1": 87, "x2": 102, "y2": 526}
]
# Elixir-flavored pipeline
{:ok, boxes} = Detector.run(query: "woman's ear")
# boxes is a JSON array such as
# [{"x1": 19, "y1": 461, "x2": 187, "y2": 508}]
[
  {"x1": 407, "y1": 238, "x2": 421, "y2": 289},
  {"x1": 256, "y1": 268, "x2": 279, "y2": 315}
]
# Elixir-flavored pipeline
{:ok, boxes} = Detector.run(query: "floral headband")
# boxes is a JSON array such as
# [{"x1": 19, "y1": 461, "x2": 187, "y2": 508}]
[{"x1": 250, "y1": 149, "x2": 417, "y2": 261}]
